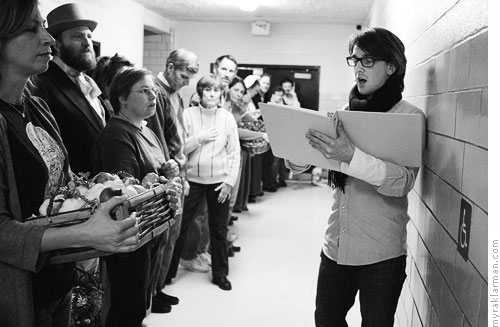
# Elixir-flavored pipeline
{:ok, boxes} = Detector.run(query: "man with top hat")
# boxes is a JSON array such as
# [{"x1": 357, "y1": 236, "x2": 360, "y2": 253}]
[{"x1": 33, "y1": 3, "x2": 111, "y2": 176}]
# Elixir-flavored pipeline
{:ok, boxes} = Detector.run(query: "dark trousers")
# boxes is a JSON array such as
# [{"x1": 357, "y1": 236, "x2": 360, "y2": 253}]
[
  {"x1": 315, "y1": 252, "x2": 406, "y2": 327},
  {"x1": 250, "y1": 153, "x2": 263, "y2": 196},
  {"x1": 261, "y1": 148, "x2": 277, "y2": 188},
  {"x1": 169, "y1": 182, "x2": 230, "y2": 279},
  {"x1": 277, "y1": 158, "x2": 288, "y2": 183},
  {"x1": 34, "y1": 291, "x2": 71, "y2": 327},
  {"x1": 234, "y1": 149, "x2": 251, "y2": 211},
  {"x1": 105, "y1": 244, "x2": 152, "y2": 327}
]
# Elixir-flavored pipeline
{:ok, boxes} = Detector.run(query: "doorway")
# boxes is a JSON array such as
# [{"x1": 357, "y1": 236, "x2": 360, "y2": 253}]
[{"x1": 237, "y1": 64, "x2": 320, "y2": 111}]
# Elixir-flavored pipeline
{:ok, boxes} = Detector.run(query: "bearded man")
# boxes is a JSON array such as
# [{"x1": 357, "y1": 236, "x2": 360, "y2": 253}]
[{"x1": 33, "y1": 3, "x2": 112, "y2": 175}]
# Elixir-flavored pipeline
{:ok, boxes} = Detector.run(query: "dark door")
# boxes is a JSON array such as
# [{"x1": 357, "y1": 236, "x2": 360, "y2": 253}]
[{"x1": 236, "y1": 64, "x2": 320, "y2": 111}]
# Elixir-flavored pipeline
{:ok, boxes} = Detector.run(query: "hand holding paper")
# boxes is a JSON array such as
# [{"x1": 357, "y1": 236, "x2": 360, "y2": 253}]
[{"x1": 306, "y1": 121, "x2": 355, "y2": 163}]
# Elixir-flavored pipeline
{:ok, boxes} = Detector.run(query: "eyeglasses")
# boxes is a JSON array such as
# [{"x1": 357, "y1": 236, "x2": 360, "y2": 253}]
[
  {"x1": 130, "y1": 87, "x2": 158, "y2": 97},
  {"x1": 346, "y1": 56, "x2": 381, "y2": 68}
]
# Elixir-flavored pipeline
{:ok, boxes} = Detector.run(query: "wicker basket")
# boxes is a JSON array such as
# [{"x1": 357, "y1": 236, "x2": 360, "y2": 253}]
[
  {"x1": 238, "y1": 120, "x2": 270, "y2": 155},
  {"x1": 24, "y1": 184, "x2": 176, "y2": 264}
]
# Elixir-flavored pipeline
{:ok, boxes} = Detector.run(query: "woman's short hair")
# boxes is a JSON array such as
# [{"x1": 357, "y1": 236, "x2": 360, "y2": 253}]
[
  {"x1": 91, "y1": 54, "x2": 133, "y2": 99},
  {"x1": 348, "y1": 27, "x2": 407, "y2": 91},
  {"x1": 109, "y1": 68, "x2": 153, "y2": 113},
  {"x1": 196, "y1": 74, "x2": 223, "y2": 98}
]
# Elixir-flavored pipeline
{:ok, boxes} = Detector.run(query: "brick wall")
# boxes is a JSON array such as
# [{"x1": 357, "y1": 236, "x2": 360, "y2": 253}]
[
  {"x1": 143, "y1": 33, "x2": 172, "y2": 75},
  {"x1": 368, "y1": 0, "x2": 488, "y2": 326}
]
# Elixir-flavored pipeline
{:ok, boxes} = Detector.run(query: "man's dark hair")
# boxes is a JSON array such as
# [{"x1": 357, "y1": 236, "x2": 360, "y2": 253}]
[{"x1": 281, "y1": 77, "x2": 294, "y2": 87}]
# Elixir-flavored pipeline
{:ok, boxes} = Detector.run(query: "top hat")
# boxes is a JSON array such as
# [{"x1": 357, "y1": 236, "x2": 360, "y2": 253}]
[{"x1": 46, "y1": 3, "x2": 97, "y2": 37}]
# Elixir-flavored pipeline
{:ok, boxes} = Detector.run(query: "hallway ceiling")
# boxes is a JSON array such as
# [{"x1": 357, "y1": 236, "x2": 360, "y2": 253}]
[{"x1": 135, "y1": 0, "x2": 374, "y2": 24}]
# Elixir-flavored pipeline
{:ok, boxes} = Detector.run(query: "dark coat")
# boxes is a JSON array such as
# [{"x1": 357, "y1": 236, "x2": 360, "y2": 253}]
[
  {"x1": 0, "y1": 97, "x2": 71, "y2": 327},
  {"x1": 33, "y1": 61, "x2": 112, "y2": 176}
]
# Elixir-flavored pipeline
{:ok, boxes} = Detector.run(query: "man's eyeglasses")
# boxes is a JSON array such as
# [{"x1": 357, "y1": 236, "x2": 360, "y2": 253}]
[
  {"x1": 346, "y1": 56, "x2": 381, "y2": 68},
  {"x1": 130, "y1": 87, "x2": 159, "y2": 97}
]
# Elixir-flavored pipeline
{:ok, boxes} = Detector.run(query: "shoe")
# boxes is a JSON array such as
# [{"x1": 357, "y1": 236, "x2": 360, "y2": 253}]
[
  {"x1": 248, "y1": 196, "x2": 256, "y2": 203},
  {"x1": 242, "y1": 206, "x2": 248, "y2": 211},
  {"x1": 230, "y1": 216, "x2": 238, "y2": 221},
  {"x1": 233, "y1": 208, "x2": 242, "y2": 213},
  {"x1": 278, "y1": 180, "x2": 287, "y2": 187},
  {"x1": 212, "y1": 276, "x2": 232, "y2": 291},
  {"x1": 228, "y1": 220, "x2": 234, "y2": 226},
  {"x1": 151, "y1": 297, "x2": 172, "y2": 313},
  {"x1": 155, "y1": 292, "x2": 179, "y2": 305},
  {"x1": 228, "y1": 247, "x2": 235, "y2": 257},
  {"x1": 263, "y1": 186, "x2": 277, "y2": 192},
  {"x1": 164, "y1": 277, "x2": 172, "y2": 285},
  {"x1": 198, "y1": 252, "x2": 212, "y2": 266},
  {"x1": 257, "y1": 192, "x2": 264, "y2": 196},
  {"x1": 232, "y1": 245, "x2": 241, "y2": 252},
  {"x1": 180, "y1": 257, "x2": 210, "y2": 273},
  {"x1": 227, "y1": 232, "x2": 238, "y2": 243}
]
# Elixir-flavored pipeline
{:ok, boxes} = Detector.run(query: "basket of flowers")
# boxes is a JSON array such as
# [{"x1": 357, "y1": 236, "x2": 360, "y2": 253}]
[{"x1": 24, "y1": 168, "x2": 181, "y2": 264}]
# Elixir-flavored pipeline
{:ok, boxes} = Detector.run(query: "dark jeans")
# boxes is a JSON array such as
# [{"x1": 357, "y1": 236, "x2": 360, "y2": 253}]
[
  {"x1": 105, "y1": 244, "x2": 152, "y2": 327},
  {"x1": 315, "y1": 252, "x2": 406, "y2": 327},
  {"x1": 34, "y1": 291, "x2": 71, "y2": 327},
  {"x1": 169, "y1": 182, "x2": 230, "y2": 279},
  {"x1": 250, "y1": 153, "x2": 262, "y2": 196},
  {"x1": 180, "y1": 198, "x2": 210, "y2": 260},
  {"x1": 261, "y1": 148, "x2": 277, "y2": 188}
]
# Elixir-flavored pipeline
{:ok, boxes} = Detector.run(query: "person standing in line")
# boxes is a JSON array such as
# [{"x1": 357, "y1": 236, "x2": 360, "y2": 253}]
[
  {"x1": 249, "y1": 73, "x2": 271, "y2": 202},
  {"x1": 288, "y1": 28, "x2": 425, "y2": 326},
  {"x1": 170, "y1": 74, "x2": 240, "y2": 291},
  {"x1": 145, "y1": 48, "x2": 199, "y2": 314},
  {"x1": 92, "y1": 68, "x2": 182, "y2": 327},
  {"x1": 180, "y1": 54, "x2": 240, "y2": 272},
  {"x1": 261, "y1": 86, "x2": 286, "y2": 193},
  {"x1": 33, "y1": 3, "x2": 112, "y2": 176},
  {"x1": 0, "y1": 1, "x2": 140, "y2": 326}
]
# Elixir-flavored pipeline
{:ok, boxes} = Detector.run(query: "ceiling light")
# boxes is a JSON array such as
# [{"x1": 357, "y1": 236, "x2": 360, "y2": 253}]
[{"x1": 239, "y1": 3, "x2": 258, "y2": 11}]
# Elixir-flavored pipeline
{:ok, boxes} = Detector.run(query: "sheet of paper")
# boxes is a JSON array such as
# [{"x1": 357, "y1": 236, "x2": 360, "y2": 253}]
[{"x1": 260, "y1": 103, "x2": 424, "y2": 170}]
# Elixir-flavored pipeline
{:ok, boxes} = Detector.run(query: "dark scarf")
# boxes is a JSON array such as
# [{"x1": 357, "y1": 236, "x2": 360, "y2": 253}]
[{"x1": 328, "y1": 78, "x2": 402, "y2": 192}]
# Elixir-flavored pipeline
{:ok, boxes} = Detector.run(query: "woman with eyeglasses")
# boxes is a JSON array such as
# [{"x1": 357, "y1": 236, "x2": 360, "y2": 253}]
[
  {"x1": 288, "y1": 28, "x2": 425, "y2": 326},
  {"x1": 92, "y1": 68, "x2": 181, "y2": 327},
  {"x1": 0, "y1": 1, "x2": 141, "y2": 326}
]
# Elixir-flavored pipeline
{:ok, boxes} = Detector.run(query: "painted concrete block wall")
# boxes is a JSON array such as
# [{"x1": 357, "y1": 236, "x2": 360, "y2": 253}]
[
  {"x1": 368, "y1": 0, "x2": 487, "y2": 326},
  {"x1": 173, "y1": 21, "x2": 359, "y2": 112},
  {"x1": 40, "y1": 0, "x2": 174, "y2": 67},
  {"x1": 143, "y1": 34, "x2": 172, "y2": 76}
]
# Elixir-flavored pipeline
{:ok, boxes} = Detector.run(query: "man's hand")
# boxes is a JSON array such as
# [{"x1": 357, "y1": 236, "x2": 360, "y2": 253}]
[{"x1": 306, "y1": 121, "x2": 355, "y2": 163}]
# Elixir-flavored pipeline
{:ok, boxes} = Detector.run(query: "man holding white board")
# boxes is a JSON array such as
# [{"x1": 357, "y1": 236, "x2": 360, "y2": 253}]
[{"x1": 262, "y1": 28, "x2": 425, "y2": 326}]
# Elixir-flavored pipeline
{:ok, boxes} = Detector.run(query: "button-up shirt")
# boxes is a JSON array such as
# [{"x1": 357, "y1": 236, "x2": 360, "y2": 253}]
[
  {"x1": 288, "y1": 100, "x2": 425, "y2": 266},
  {"x1": 52, "y1": 56, "x2": 106, "y2": 125}
]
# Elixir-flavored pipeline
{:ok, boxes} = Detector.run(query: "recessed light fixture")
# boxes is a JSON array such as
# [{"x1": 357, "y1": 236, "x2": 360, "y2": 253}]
[{"x1": 239, "y1": 2, "x2": 258, "y2": 12}]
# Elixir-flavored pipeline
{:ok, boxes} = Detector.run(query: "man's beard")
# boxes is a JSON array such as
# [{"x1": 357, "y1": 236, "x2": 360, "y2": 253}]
[{"x1": 59, "y1": 46, "x2": 97, "y2": 73}]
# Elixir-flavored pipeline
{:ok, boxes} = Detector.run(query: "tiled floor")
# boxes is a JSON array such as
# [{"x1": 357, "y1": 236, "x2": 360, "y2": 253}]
[{"x1": 143, "y1": 181, "x2": 363, "y2": 327}]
